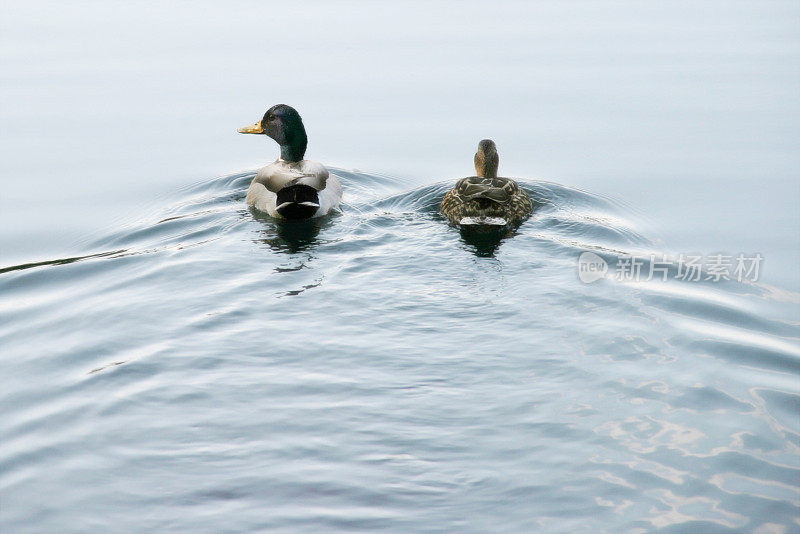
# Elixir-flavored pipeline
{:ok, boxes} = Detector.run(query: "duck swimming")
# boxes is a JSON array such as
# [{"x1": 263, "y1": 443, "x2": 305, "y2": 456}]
[
  {"x1": 441, "y1": 139, "x2": 533, "y2": 226},
  {"x1": 238, "y1": 104, "x2": 342, "y2": 219}
]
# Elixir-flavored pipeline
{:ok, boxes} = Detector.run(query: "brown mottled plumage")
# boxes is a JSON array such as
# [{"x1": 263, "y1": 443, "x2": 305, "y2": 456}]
[{"x1": 441, "y1": 140, "x2": 533, "y2": 226}]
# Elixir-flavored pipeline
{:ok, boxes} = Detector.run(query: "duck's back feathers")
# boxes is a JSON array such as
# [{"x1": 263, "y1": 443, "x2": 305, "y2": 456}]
[
  {"x1": 452, "y1": 176, "x2": 519, "y2": 203},
  {"x1": 247, "y1": 159, "x2": 341, "y2": 219},
  {"x1": 253, "y1": 160, "x2": 329, "y2": 192},
  {"x1": 441, "y1": 176, "x2": 532, "y2": 226}
]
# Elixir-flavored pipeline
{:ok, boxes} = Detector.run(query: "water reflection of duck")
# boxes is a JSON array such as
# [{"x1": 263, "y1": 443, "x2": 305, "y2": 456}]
[
  {"x1": 441, "y1": 139, "x2": 532, "y2": 226},
  {"x1": 239, "y1": 105, "x2": 342, "y2": 219},
  {"x1": 250, "y1": 209, "x2": 326, "y2": 254},
  {"x1": 459, "y1": 225, "x2": 514, "y2": 257}
]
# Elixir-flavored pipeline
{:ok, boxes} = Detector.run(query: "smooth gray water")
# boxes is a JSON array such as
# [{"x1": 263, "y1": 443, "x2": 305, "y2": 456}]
[{"x1": 2, "y1": 1, "x2": 799, "y2": 532}]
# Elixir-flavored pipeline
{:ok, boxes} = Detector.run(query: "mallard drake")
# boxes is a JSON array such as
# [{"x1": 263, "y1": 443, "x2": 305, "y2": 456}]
[
  {"x1": 238, "y1": 104, "x2": 342, "y2": 219},
  {"x1": 441, "y1": 139, "x2": 532, "y2": 226}
]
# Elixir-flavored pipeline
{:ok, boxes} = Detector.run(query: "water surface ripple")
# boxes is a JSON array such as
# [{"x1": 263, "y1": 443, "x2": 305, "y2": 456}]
[{"x1": 1, "y1": 170, "x2": 798, "y2": 532}]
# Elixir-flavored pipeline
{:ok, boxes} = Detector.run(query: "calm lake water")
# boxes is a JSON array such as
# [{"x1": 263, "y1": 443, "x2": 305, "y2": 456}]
[{"x1": 1, "y1": 1, "x2": 799, "y2": 532}]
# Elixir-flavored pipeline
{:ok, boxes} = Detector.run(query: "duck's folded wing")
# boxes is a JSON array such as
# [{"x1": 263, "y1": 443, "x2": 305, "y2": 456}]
[
  {"x1": 295, "y1": 161, "x2": 329, "y2": 191},
  {"x1": 254, "y1": 167, "x2": 298, "y2": 192},
  {"x1": 254, "y1": 167, "x2": 317, "y2": 193},
  {"x1": 257, "y1": 162, "x2": 329, "y2": 192},
  {"x1": 457, "y1": 177, "x2": 513, "y2": 204},
  {"x1": 294, "y1": 173, "x2": 328, "y2": 191}
]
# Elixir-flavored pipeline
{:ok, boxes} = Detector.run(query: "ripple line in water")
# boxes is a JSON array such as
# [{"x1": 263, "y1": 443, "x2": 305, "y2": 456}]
[{"x1": 0, "y1": 249, "x2": 127, "y2": 275}]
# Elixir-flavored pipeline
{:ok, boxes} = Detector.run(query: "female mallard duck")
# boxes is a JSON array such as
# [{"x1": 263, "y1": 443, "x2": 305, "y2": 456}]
[
  {"x1": 238, "y1": 104, "x2": 342, "y2": 219},
  {"x1": 441, "y1": 139, "x2": 532, "y2": 226}
]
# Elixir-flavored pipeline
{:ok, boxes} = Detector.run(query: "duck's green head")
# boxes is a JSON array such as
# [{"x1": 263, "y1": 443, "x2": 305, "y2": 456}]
[
  {"x1": 238, "y1": 104, "x2": 308, "y2": 162},
  {"x1": 474, "y1": 139, "x2": 499, "y2": 179}
]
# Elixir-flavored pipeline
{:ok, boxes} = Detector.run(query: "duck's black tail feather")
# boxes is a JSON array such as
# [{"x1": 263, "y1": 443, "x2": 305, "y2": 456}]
[{"x1": 276, "y1": 184, "x2": 320, "y2": 220}]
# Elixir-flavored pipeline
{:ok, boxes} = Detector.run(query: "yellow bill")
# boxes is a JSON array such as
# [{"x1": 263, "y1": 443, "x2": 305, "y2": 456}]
[{"x1": 238, "y1": 121, "x2": 263, "y2": 134}]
